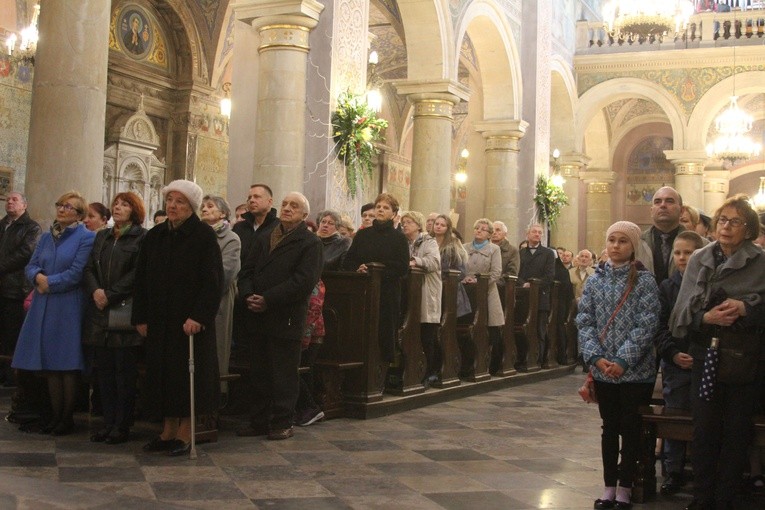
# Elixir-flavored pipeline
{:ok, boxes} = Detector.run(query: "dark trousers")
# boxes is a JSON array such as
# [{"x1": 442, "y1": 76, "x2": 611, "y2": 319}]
[
  {"x1": 594, "y1": 380, "x2": 654, "y2": 488},
  {"x1": 661, "y1": 361, "x2": 692, "y2": 474},
  {"x1": 296, "y1": 343, "x2": 320, "y2": 413},
  {"x1": 0, "y1": 297, "x2": 25, "y2": 378},
  {"x1": 95, "y1": 346, "x2": 140, "y2": 432},
  {"x1": 690, "y1": 359, "x2": 759, "y2": 506},
  {"x1": 488, "y1": 326, "x2": 503, "y2": 374},
  {"x1": 420, "y1": 323, "x2": 441, "y2": 379},
  {"x1": 249, "y1": 334, "x2": 302, "y2": 430}
]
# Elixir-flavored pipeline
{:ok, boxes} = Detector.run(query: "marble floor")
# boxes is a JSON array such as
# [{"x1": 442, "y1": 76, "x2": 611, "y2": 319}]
[{"x1": 0, "y1": 373, "x2": 761, "y2": 509}]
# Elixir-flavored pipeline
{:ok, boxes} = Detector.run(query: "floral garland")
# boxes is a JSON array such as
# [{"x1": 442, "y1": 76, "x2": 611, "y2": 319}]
[
  {"x1": 332, "y1": 90, "x2": 389, "y2": 198},
  {"x1": 533, "y1": 175, "x2": 569, "y2": 228}
]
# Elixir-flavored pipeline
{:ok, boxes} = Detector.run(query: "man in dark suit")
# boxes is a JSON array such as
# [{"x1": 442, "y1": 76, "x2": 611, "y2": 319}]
[
  {"x1": 636, "y1": 186, "x2": 687, "y2": 284},
  {"x1": 516, "y1": 224, "x2": 555, "y2": 370},
  {"x1": 236, "y1": 192, "x2": 323, "y2": 440}
]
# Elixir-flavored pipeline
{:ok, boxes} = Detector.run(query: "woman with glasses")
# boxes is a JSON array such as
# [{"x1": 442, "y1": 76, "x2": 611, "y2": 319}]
[
  {"x1": 12, "y1": 192, "x2": 96, "y2": 435},
  {"x1": 671, "y1": 194, "x2": 765, "y2": 510},
  {"x1": 462, "y1": 218, "x2": 504, "y2": 376},
  {"x1": 316, "y1": 210, "x2": 351, "y2": 271}
]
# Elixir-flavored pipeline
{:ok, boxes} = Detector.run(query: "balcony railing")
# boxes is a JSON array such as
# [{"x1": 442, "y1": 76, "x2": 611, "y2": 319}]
[{"x1": 576, "y1": 8, "x2": 765, "y2": 53}]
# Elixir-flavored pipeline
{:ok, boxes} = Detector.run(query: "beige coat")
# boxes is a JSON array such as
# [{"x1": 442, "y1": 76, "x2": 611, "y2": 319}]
[
  {"x1": 214, "y1": 225, "x2": 241, "y2": 387},
  {"x1": 464, "y1": 241, "x2": 504, "y2": 327},
  {"x1": 569, "y1": 265, "x2": 594, "y2": 301},
  {"x1": 411, "y1": 234, "x2": 442, "y2": 324}
]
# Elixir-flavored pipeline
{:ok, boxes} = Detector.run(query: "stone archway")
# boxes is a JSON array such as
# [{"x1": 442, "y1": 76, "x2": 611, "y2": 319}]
[{"x1": 396, "y1": 0, "x2": 452, "y2": 81}]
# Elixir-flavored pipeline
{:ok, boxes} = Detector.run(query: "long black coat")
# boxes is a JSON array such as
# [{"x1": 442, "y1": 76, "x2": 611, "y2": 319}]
[
  {"x1": 233, "y1": 208, "x2": 278, "y2": 265},
  {"x1": 83, "y1": 224, "x2": 147, "y2": 348},
  {"x1": 0, "y1": 211, "x2": 41, "y2": 299},
  {"x1": 238, "y1": 221, "x2": 323, "y2": 340},
  {"x1": 518, "y1": 245, "x2": 555, "y2": 311},
  {"x1": 132, "y1": 214, "x2": 223, "y2": 416}
]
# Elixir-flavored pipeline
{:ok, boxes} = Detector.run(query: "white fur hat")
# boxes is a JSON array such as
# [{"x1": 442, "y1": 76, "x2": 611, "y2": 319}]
[{"x1": 162, "y1": 180, "x2": 204, "y2": 212}]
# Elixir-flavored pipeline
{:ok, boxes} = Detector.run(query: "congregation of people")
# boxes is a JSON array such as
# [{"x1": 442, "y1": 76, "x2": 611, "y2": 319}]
[{"x1": 1, "y1": 180, "x2": 764, "y2": 509}]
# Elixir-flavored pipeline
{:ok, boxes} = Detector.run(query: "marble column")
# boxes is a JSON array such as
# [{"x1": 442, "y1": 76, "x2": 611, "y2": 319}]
[
  {"x1": 582, "y1": 170, "x2": 616, "y2": 254},
  {"x1": 552, "y1": 152, "x2": 590, "y2": 252},
  {"x1": 395, "y1": 81, "x2": 469, "y2": 215},
  {"x1": 474, "y1": 120, "x2": 528, "y2": 237},
  {"x1": 703, "y1": 168, "x2": 730, "y2": 216},
  {"x1": 664, "y1": 150, "x2": 707, "y2": 210},
  {"x1": 25, "y1": 0, "x2": 110, "y2": 225},
  {"x1": 236, "y1": 0, "x2": 324, "y2": 202}
]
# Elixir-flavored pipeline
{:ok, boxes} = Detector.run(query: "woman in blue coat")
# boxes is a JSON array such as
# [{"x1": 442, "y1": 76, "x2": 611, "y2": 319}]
[{"x1": 13, "y1": 191, "x2": 96, "y2": 435}]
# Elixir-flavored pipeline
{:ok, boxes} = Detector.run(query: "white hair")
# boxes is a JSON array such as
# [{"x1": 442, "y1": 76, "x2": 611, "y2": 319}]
[
  {"x1": 284, "y1": 191, "x2": 310, "y2": 216},
  {"x1": 493, "y1": 221, "x2": 508, "y2": 234}
]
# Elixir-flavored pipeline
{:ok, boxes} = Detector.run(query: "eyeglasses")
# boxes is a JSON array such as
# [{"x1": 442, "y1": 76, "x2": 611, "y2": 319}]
[
  {"x1": 474, "y1": 226, "x2": 490, "y2": 233},
  {"x1": 55, "y1": 202, "x2": 79, "y2": 212},
  {"x1": 718, "y1": 217, "x2": 746, "y2": 228}
]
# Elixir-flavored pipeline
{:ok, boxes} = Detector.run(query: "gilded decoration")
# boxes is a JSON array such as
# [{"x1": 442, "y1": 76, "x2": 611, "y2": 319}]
[
  {"x1": 192, "y1": 0, "x2": 222, "y2": 37},
  {"x1": 485, "y1": 136, "x2": 520, "y2": 152},
  {"x1": 110, "y1": 4, "x2": 170, "y2": 71},
  {"x1": 578, "y1": 64, "x2": 765, "y2": 116},
  {"x1": 414, "y1": 99, "x2": 455, "y2": 120},
  {"x1": 259, "y1": 25, "x2": 310, "y2": 53},
  {"x1": 588, "y1": 182, "x2": 612, "y2": 194}
]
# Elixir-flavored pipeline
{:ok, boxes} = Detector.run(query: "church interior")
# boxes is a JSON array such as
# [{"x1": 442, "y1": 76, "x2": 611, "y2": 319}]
[{"x1": 1, "y1": 0, "x2": 765, "y2": 508}]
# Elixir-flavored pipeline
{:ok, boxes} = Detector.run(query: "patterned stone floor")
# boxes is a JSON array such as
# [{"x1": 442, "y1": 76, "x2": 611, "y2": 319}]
[{"x1": 0, "y1": 373, "x2": 760, "y2": 509}]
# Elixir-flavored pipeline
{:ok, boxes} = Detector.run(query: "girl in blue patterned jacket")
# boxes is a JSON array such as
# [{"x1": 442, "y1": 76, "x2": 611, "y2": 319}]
[{"x1": 576, "y1": 221, "x2": 659, "y2": 510}]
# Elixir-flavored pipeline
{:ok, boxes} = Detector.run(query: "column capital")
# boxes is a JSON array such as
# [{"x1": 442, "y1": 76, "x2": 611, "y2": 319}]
[
  {"x1": 558, "y1": 152, "x2": 591, "y2": 179},
  {"x1": 473, "y1": 119, "x2": 529, "y2": 140},
  {"x1": 663, "y1": 149, "x2": 708, "y2": 176},
  {"x1": 393, "y1": 80, "x2": 470, "y2": 103},
  {"x1": 581, "y1": 170, "x2": 616, "y2": 194},
  {"x1": 235, "y1": 0, "x2": 324, "y2": 26}
]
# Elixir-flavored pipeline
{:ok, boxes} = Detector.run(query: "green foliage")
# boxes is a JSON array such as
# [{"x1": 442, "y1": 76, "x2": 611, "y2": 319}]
[
  {"x1": 332, "y1": 90, "x2": 389, "y2": 198},
  {"x1": 533, "y1": 175, "x2": 569, "y2": 227}
]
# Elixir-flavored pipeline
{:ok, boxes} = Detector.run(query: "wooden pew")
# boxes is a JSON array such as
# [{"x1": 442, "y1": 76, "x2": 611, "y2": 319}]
[
  {"x1": 457, "y1": 275, "x2": 490, "y2": 382},
  {"x1": 317, "y1": 264, "x2": 384, "y2": 417},
  {"x1": 495, "y1": 275, "x2": 518, "y2": 376},
  {"x1": 513, "y1": 278, "x2": 541, "y2": 372},
  {"x1": 545, "y1": 281, "x2": 560, "y2": 369},
  {"x1": 434, "y1": 269, "x2": 461, "y2": 389},
  {"x1": 635, "y1": 405, "x2": 765, "y2": 503},
  {"x1": 387, "y1": 267, "x2": 426, "y2": 396},
  {"x1": 565, "y1": 299, "x2": 579, "y2": 365}
]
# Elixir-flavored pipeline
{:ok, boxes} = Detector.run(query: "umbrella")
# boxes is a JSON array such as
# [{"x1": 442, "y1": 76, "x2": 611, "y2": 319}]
[{"x1": 698, "y1": 337, "x2": 720, "y2": 402}]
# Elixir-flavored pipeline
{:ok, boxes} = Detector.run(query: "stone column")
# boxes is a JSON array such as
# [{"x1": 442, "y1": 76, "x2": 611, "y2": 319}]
[
  {"x1": 703, "y1": 168, "x2": 730, "y2": 216},
  {"x1": 236, "y1": 0, "x2": 324, "y2": 202},
  {"x1": 25, "y1": 0, "x2": 110, "y2": 225},
  {"x1": 664, "y1": 150, "x2": 707, "y2": 211},
  {"x1": 581, "y1": 170, "x2": 616, "y2": 254},
  {"x1": 552, "y1": 152, "x2": 590, "y2": 252},
  {"x1": 395, "y1": 81, "x2": 469, "y2": 215},
  {"x1": 474, "y1": 120, "x2": 528, "y2": 237}
]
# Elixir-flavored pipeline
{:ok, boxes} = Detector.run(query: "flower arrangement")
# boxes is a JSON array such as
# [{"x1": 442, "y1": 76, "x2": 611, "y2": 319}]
[
  {"x1": 533, "y1": 175, "x2": 569, "y2": 228},
  {"x1": 332, "y1": 90, "x2": 389, "y2": 198}
]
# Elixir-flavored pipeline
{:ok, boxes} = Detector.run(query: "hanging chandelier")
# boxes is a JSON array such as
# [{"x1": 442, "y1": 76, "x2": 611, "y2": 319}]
[
  {"x1": 603, "y1": 0, "x2": 693, "y2": 40},
  {"x1": 752, "y1": 176, "x2": 765, "y2": 212},
  {"x1": 5, "y1": 4, "x2": 40, "y2": 66},
  {"x1": 705, "y1": 96, "x2": 761, "y2": 163}
]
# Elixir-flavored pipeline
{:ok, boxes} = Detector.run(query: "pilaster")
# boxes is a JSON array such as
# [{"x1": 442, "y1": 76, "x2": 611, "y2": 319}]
[
  {"x1": 581, "y1": 170, "x2": 616, "y2": 254},
  {"x1": 703, "y1": 168, "x2": 730, "y2": 216},
  {"x1": 552, "y1": 152, "x2": 590, "y2": 253}
]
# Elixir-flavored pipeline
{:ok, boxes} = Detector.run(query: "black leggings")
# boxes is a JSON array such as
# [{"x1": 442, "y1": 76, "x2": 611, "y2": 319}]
[{"x1": 594, "y1": 380, "x2": 654, "y2": 487}]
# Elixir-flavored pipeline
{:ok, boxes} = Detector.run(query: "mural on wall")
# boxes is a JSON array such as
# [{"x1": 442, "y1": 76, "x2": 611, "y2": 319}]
[
  {"x1": 195, "y1": 135, "x2": 229, "y2": 200},
  {"x1": 110, "y1": 3, "x2": 169, "y2": 71},
  {"x1": 625, "y1": 136, "x2": 674, "y2": 205},
  {"x1": 578, "y1": 64, "x2": 765, "y2": 117},
  {"x1": 384, "y1": 156, "x2": 411, "y2": 212},
  {"x1": 0, "y1": 59, "x2": 32, "y2": 192}
]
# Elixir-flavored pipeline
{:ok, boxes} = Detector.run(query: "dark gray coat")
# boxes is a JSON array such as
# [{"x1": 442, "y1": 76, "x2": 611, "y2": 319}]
[{"x1": 0, "y1": 212, "x2": 41, "y2": 299}]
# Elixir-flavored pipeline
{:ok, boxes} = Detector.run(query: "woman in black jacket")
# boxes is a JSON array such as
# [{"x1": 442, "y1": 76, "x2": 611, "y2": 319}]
[{"x1": 83, "y1": 192, "x2": 147, "y2": 444}]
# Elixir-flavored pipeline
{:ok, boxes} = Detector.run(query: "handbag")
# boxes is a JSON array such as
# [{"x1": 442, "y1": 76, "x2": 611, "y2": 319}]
[
  {"x1": 107, "y1": 298, "x2": 135, "y2": 331},
  {"x1": 578, "y1": 370, "x2": 598, "y2": 403},
  {"x1": 716, "y1": 329, "x2": 760, "y2": 385}
]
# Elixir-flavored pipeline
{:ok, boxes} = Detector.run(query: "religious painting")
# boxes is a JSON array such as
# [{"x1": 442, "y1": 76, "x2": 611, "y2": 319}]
[
  {"x1": 0, "y1": 167, "x2": 13, "y2": 200},
  {"x1": 118, "y1": 6, "x2": 152, "y2": 59}
]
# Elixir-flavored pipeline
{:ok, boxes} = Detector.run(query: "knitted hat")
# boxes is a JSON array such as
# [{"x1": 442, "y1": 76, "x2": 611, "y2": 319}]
[
  {"x1": 162, "y1": 180, "x2": 204, "y2": 212},
  {"x1": 606, "y1": 221, "x2": 642, "y2": 253}
]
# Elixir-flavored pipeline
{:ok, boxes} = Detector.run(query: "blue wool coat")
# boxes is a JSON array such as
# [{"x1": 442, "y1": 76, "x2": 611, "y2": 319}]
[
  {"x1": 12, "y1": 223, "x2": 95, "y2": 371},
  {"x1": 576, "y1": 261, "x2": 659, "y2": 384}
]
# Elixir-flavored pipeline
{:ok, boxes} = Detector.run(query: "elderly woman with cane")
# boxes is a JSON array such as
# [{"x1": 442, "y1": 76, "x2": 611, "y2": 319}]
[{"x1": 133, "y1": 180, "x2": 223, "y2": 456}]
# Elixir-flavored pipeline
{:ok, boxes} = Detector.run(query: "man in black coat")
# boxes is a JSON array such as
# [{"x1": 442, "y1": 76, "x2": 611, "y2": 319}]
[
  {"x1": 236, "y1": 192, "x2": 323, "y2": 440},
  {"x1": 0, "y1": 192, "x2": 41, "y2": 385},
  {"x1": 517, "y1": 224, "x2": 555, "y2": 370},
  {"x1": 232, "y1": 184, "x2": 279, "y2": 265}
]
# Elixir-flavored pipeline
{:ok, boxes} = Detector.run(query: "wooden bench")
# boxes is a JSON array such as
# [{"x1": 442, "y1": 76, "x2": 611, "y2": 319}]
[
  {"x1": 457, "y1": 275, "x2": 490, "y2": 382},
  {"x1": 387, "y1": 267, "x2": 427, "y2": 396},
  {"x1": 434, "y1": 269, "x2": 461, "y2": 388},
  {"x1": 513, "y1": 279, "x2": 541, "y2": 371},
  {"x1": 496, "y1": 275, "x2": 518, "y2": 376},
  {"x1": 634, "y1": 405, "x2": 765, "y2": 503}
]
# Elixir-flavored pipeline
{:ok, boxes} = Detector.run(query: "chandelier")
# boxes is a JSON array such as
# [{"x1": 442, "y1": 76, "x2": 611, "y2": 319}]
[
  {"x1": 603, "y1": 0, "x2": 693, "y2": 40},
  {"x1": 5, "y1": 4, "x2": 39, "y2": 66},
  {"x1": 705, "y1": 33, "x2": 761, "y2": 164},
  {"x1": 752, "y1": 176, "x2": 765, "y2": 212}
]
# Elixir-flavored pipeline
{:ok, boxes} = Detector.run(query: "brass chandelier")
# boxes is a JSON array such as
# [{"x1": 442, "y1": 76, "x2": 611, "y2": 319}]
[{"x1": 603, "y1": 0, "x2": 693, "y2": 40}]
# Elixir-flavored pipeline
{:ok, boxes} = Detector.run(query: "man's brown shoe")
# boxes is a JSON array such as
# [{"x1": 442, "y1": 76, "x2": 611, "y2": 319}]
[
  {"x1": 267, "y1": 427, "x2": 294, "y2": 440},
  {"x1": 236, "y1": 424, "x2": 269, "y2": 437}
]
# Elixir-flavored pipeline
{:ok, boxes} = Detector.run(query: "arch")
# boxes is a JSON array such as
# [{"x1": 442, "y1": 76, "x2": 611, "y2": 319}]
[
  {"x1": 687, "y1": 71, "x2": 765, "y2": 149},
  {"x1": 397, "y1": 0, "x2": 452, "y2": 81},
  {"x1": 550, "y1": 56, "x2": 577, "y2": 151},
  {"x1": 455, "y1": 1, "x2": 522, "y2": 119},
  {"x1": 576, "y1": 78, "x2": 686, "y2": 152},
  {"x1": 163, "y1": 0, "x2": 210, "y2": 83}
]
